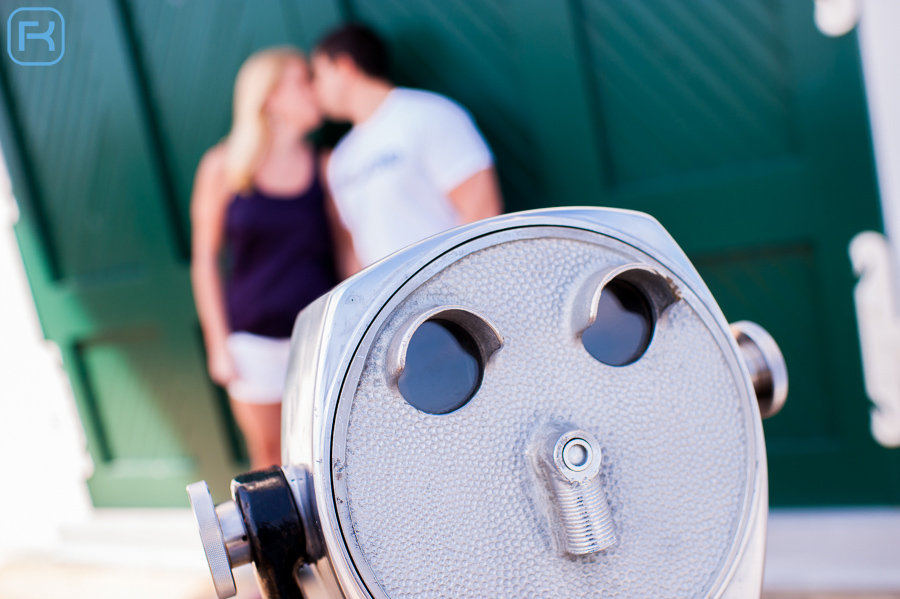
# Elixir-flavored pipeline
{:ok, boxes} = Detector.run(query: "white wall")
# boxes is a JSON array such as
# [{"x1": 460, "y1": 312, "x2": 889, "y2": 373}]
[{"x1": 0, "y1": 156, "x2": 92, "y2": 560}]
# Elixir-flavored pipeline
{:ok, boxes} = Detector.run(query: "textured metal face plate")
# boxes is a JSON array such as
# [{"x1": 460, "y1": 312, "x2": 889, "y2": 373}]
[{"x1": 334, "y1": 232, "x2": 753, "y2": 599}]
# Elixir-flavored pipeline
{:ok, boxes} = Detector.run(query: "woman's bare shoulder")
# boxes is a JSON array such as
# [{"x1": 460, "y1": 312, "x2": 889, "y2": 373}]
[
  {"x1": 198, "y1": 143, "x2": 228, "y2": 178},
  {"x1": 192, "y1": 143, "x2": 233, "y2": 211}
]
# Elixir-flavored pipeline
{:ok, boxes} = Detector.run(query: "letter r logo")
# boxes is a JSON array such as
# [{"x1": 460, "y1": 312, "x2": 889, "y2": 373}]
[
  {"x1": 7, "y1": 7, "x2": 65, "y2": 66},
  {"x1": 19, "y1": 20, "x2": 56, "y2": 53}
]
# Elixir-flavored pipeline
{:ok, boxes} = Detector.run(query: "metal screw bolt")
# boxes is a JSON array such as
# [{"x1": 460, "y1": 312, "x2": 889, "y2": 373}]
[{"x1": 547, "y1": 430, "x2": 617, "y2": 555}]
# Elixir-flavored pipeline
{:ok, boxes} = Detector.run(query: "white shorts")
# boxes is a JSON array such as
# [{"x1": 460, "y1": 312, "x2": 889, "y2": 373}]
[{"x1": 226, "y1": 332, "x2": 292, "y2": 405}]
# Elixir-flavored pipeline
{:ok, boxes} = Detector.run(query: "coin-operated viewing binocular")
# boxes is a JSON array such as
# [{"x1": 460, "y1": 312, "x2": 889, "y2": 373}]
[{"x1": 187, "y1": 207, "x2": 788, "y2": 599}]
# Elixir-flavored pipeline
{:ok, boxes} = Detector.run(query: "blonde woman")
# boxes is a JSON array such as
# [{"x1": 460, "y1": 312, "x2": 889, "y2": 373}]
[{"x1": 191, "y1": 48, "x2": 353, "y2": 469}]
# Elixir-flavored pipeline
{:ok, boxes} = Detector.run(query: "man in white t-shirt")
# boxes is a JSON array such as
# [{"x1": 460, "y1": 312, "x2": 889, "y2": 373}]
[{"x1": 311, "y1": 25, "x2": 503, "y2": 272}]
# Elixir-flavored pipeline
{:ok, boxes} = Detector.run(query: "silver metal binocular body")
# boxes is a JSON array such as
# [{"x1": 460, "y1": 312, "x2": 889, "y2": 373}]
[{"x1": 189, "y1": 207, "x2": 788, "y2": 599}]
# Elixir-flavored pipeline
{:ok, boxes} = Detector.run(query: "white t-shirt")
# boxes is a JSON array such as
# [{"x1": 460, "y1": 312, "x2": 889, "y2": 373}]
[{"x1": 327, "y1": 88, "x2": 494, "y2": 267}]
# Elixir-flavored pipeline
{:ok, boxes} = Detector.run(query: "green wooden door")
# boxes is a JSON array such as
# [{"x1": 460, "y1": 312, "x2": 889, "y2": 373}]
[
  {"x1": 0, "y1": 0, "x2": 891, "y2": 506},
  {"x1": 0, "y1": 1, "x2": 232, "y2": 506},
  {"x1": 0, "y1": 0, "x2": 336, "y2": 506},
  {"x1": 344, "y1": 0, "x2": 892, "y2": 505},
  {"x1": 516, "y1": 0, "x2": 891, "y2": 506}
]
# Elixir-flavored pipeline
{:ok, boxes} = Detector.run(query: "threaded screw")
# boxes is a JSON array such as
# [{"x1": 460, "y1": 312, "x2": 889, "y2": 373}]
[{"x1": 546, "y1": 430, "x2": 617, "y2": 555}]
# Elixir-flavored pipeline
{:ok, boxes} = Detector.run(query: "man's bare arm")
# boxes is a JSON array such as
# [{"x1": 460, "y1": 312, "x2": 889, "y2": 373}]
[
  {"x1": 447, "y1": 167, "x2": 503, "y2": 224},
  {"x1": 321, "y1": 149, "x2": 363, "y2": 278}
]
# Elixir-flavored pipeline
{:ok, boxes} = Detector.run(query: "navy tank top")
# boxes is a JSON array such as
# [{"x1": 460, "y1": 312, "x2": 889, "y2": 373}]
[{"x1": 225, "y1": 155, "x2": 337, "y2": 338}]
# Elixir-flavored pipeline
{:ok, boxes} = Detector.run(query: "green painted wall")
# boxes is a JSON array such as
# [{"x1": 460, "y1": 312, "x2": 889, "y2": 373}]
[{"x1": 0, "y1": 0, "x2": 892, "y2": 507}]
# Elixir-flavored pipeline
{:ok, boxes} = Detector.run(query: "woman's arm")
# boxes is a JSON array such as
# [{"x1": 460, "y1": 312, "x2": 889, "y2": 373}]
[
  {"x1": 190, "y1": 145, "x2": 236, "y2": 385},
  {"x1": 321, "y1": 149, "x2": 362, "y2": 279}
]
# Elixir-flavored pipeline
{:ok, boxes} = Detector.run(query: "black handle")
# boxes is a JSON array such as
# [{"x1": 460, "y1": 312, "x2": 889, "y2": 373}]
[{"x1": 232, "y1": 466, "x2": 308, "y2": 599}]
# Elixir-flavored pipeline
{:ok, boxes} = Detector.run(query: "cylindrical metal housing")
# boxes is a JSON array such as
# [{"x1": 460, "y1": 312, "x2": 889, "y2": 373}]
[
  {"x1": 279, "y1": 208, "x2": 772, "y2": 599},
  {"x1": 186, "y1": 208, "x2": 778, "y2": 599}
]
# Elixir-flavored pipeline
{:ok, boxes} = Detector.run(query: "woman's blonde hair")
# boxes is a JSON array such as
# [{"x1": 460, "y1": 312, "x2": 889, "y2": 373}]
[{"x1": 225, "y1": 46, "x2": 307, "y2": 192}]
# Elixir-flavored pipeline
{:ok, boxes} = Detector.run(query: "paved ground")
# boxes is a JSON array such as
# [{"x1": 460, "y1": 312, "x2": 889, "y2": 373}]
[
  {"x1": 0, "y1": 558, "x2": 898, "y2": 599},
  {"x1": 0, "y1": 506, "x2": 898, "y2": 599},
  {"x1": 0, "y1": 560, "x2": 266, "y2": 599},
  {"x1": 764, "y1": 596, "x2": 900, "y2": 599},
  {"x1": 0, "y1": 560, "x2": 218, "y2": 599}
]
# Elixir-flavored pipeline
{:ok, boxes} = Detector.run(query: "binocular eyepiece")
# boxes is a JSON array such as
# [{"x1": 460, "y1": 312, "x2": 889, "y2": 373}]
[{"x1": 188, "y1": 207, "x2": 787, "y2": 599}]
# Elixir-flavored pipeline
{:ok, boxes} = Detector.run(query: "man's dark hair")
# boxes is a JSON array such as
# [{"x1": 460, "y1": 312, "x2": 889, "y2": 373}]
[{"x1": 315, "y1": 24, "x2": 390, "y2": 81}]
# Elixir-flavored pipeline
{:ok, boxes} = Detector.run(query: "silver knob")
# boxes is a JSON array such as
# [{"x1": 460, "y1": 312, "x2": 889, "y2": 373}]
[
  {"x1": 187, "y1": 481, "x2": 249, "y2": 599},
  {"x1": 731, "y1": 320, "x2": 789, "y2": 419}
]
